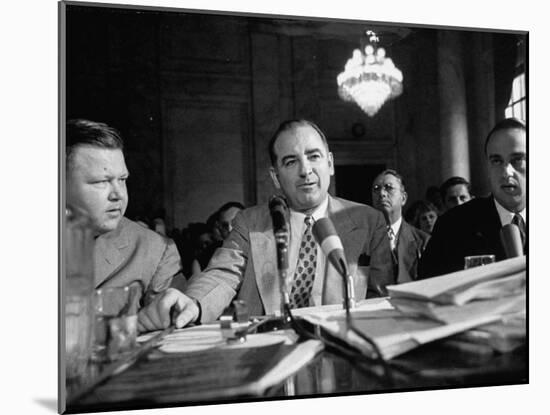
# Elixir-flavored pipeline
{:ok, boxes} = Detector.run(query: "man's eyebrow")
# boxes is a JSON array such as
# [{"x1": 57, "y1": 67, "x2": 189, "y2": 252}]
[
  {"x1": 305, "y1": 148, "x2": 323, "y2": 155},
  {"x1": 280, "y1": 154, "x2": 297, "y2": 164}
]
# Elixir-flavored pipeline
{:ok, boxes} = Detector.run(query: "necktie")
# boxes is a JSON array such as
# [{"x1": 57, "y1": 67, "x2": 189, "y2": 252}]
[
  {"x1": 290, "y1": 216, "x2": 317, "y2": 308},
  {"x1": 511, "y1": 214, "x2": 526, "y2": 252},
  {"x1": 387, "y1": 225, "x2": 398, "y2": 279},
  {"x1": 387, "y1": 225, "x2": 396, "y2": 251}
]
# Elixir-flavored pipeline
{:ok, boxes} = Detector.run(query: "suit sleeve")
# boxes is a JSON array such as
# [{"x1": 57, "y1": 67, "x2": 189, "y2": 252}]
[
  {"x1": 144, "y1": 237, "x2": 184, "y2": 305},
  {"x1": 418, "y1": 213, "x2": 462, "y2": 278},
  {"x1": 365, "y1": 210, "x2": 394, "y2": 297},
  {"x1": 183, "y1": 211, "x2": 249, "y2": 322}
]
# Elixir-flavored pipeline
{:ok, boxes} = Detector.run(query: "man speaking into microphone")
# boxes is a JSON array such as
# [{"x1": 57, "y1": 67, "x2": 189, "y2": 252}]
[{"x1": 164, "y1": 119, "x2": 392, "y2": 327}]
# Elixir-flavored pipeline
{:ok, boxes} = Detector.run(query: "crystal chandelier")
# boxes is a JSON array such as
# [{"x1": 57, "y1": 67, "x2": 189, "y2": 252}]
[{"x1": 337, "y1": 30, "x2": 403, "y2": 117}]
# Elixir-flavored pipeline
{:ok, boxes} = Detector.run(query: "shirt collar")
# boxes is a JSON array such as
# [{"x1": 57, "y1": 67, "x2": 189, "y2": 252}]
[
  {"x1": 391, "y1": 216, "x2": 402, "y2": 236},
  {"x1": 289, "y1": 196, "x2": 329, "y2": 223},
  {"x1": 493, "y1": 198, "x2": 526, "y2": 226}
]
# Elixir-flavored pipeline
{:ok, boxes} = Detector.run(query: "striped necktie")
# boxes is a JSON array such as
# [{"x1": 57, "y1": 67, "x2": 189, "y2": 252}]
[{"x1": 511, "y1": 214, "x2": 526, "y2": 252}]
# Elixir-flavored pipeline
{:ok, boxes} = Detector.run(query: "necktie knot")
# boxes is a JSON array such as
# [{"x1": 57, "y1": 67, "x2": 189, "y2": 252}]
[
  {"x1": 511, "y1": 214, "x2": 526, "y2": 251},
  {"x1": 305, "y1": 215, "x2": 314, "y2": 227}
]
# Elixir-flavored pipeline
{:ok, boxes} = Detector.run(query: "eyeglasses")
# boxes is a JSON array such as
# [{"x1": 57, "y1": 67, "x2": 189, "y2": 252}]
[{"x1": 372, "y1": 184, "x2": 400, "y2": 194}]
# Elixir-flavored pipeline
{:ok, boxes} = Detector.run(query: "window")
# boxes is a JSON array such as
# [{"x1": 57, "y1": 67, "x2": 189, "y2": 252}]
[
  {"x1": 505, "y1": 38, "x2": 526, "y2": 121},
  {"x1": 505, "y1": 72, "x2": 526, "y2": 120}
]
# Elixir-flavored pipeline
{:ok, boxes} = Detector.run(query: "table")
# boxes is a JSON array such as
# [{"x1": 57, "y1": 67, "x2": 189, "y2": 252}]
[{"x1": 65, "y1": 327, "x2": 527, "y2": 413}]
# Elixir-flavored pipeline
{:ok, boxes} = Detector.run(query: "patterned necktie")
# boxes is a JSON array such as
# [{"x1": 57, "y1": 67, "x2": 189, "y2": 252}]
[
  {"x1": 387, "y1": 225, "x2": 398, "y2": 279},
  {"x1": 387, "y1": 225, "x2": 396, "y2": 251},
  {"x1": 290, "y1": 215, "x2": 317, "y2": 308},
  {"x1": 512, "y1": 214, "x2": 526, "y2": 252}
]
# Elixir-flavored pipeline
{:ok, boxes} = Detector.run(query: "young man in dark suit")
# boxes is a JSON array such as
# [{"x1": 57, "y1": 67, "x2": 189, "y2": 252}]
[{"x1": 419, "y1": 118, "x2": 526, "y2": 278}]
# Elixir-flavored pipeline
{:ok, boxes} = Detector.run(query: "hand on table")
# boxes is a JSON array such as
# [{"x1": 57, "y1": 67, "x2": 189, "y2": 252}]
[{"x1": 138, "y1": 288, "x2": 200, "y2": 332}]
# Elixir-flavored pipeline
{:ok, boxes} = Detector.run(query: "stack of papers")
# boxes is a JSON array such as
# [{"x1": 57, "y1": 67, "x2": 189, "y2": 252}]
[{"x1": 297, "y1": 257, "x2": 526, "y2": 360}]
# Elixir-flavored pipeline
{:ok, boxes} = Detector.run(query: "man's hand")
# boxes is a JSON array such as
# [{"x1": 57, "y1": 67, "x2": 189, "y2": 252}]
[{"x1": 138, "y1": 288, "x2": 200, "y2": 332}]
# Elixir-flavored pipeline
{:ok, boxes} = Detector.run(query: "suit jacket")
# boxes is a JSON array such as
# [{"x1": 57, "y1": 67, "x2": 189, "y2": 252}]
[
  {"x1": 418, "y1": 196, "x2": 506, "y2": 278},
  {"x1": 94, "y1": 217, "x2": 183, "y2": 305},
  {"x1": 394, "y1": 221, "x2": 430, "y2": 284},
  {"x1": 184, "y1": 196, "x2": 393, "y2": 322}
]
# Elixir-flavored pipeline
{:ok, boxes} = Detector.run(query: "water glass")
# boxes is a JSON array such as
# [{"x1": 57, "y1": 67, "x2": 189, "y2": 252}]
[
  {"x1": 92, "y1": 285, "x2": 140, "y2": 362},
  {"x1": 464, "y1": 254, "x2": 496, "y2": 269}
]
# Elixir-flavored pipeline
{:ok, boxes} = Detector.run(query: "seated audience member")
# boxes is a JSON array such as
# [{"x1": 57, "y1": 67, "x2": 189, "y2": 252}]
[
  {"x1": 191, "y1": 202, "x2": 246, "y2": 275},
  {"x1": 410, "y1": 200, "x2": 439, "y2": 234},
  {"x1": 440, "y1": 176, "x2": 473, "y2": 212},
  {"x1": 153, "y1": 119, "x2": 393, "y2": 328},
  {"x1": 419, "y1": 118, "x2": 526, "y2": 278},
  {"x1": 207, "y1": 210, "x2": 223, "y2": 245},
  {"x1": 215, "y1": 201, "x2": 245, "y2": 240},
  {"x1": 425, "y1": 185, "x2": 444, "y2": 214},
  {"x1": 152, "y1": 217, "x2": 167, "y2": 236},
  {"x1": 66, "y1": 119, "x2": 185, "y2": 332},
  {"x1": 371, "y1": 170, "x2": 430, "y2": 284},
  {"x1": 188, "y1": 222, "x2": 216, "y2": 275}
]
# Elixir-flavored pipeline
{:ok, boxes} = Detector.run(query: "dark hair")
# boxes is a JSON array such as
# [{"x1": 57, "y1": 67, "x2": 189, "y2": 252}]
[
  {"x1": 484, "y1": 117, "x2": 526, "y2": 155},
  {"x1": 218, "y1": 201, "x2": 245, "y2": 215},
  {"x1": 440, "y1": 176, "x2": 471, "y2": 200},
  {"x1": 405, "y1": 200, "x2": 438, "y2": 228},
  {"x1": 373, "y1": 169, "x2": 406, "y2": 191},
  {"x1": 268, "y1": 119, "x2": 329, "y2": 166},
  {"x1": 66, "y1": 119, "x2": 124, "y2": 170}
]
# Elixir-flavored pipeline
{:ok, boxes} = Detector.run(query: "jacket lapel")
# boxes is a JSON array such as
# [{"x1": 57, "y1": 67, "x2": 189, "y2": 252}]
[
  {"x1": 250, "y1": 210, "x2": 281, "y2": 315},
  {"x1": 396, "y1": 222, "x2": 417, "y2": 283},
  {"x1": 476, "y1": 197, "x2": 506, "y2": 259},
  {"x1": 94, "y1": 219, "x2": 130, "y2": 288},
  {"x1": 322, "y1": 197, "x2": 361, "y2": 304}
]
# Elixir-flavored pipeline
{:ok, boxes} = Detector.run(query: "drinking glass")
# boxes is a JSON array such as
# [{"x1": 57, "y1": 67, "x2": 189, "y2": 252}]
[
  {"x1": 464, "y1": 254, "x2": 496, "y2": 269},
  {"x1": 92, "y1": 285, "x2": 140, "y2": 362}
]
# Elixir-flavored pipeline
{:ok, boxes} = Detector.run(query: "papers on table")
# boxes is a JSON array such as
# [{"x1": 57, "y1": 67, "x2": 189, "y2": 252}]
[{"x1": 386, "y1": 256, "x2": 526, "y2": 305}]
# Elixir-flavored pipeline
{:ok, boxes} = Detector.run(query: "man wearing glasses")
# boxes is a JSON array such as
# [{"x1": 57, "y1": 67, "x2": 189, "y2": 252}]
[{"x1": 371, "y1": 169, "x2": 430, "y2": 286}]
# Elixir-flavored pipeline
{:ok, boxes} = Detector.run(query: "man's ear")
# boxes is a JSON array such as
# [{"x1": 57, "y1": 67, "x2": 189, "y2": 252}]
[
  {"x1": 269, "y1": 167, "x2": 281, "y2": 189},
  {"x1": 401, "y1": 190, "x2": 408, "y2": 207},
  {"x1": 328, "y1": 152, "x2": 335, "y2": 176}
]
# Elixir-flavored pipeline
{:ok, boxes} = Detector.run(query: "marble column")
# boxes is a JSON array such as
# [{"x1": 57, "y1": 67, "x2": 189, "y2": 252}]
[
  {"x1": 468, "y1": 32, "x2": 496, "y2": 196},
  {"x1": 437, "y1": 31, "x2": 470, "y2": 182}
]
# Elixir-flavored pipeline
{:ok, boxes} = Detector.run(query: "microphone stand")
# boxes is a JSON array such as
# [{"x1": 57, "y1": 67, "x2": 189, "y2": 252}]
[
  {"x1": 337, "y1": 258, "x2": 394, "y2": 384},
  {"x1": 275, "y1": 229, "x2": 292, "y2": 325}
]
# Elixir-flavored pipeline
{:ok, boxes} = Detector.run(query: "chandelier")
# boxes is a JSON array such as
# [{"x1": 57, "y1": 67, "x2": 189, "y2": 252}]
[{"x1": 337, "y1": 30, "x2": 403, "y2": 117}]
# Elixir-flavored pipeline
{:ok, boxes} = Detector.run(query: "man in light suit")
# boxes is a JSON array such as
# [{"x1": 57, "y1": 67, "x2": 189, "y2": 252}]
[
  {"x1": 371, "y1": 169, "x2": 430, "y2": 286},
  {"x1": 167, "y1": 119, "x2": 392, "y2": 326},
  {"x1": 419, "y1": 118, "x2": 526, "y2": 278},
  {"x1": 66, "y1": 119, "x2": 185, "y2": 332}
]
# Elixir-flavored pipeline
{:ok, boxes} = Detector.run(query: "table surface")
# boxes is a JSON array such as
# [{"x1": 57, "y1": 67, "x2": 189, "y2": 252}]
[{"x1": 65, "y1": 327, "x2": 527, "y2": 414}]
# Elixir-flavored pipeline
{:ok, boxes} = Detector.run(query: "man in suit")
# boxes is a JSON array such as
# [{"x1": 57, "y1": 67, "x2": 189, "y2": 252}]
[
  {"x1": 419, "y1": 118, "x2": 526, "y2": 278},
  {"x1": 440, "y1": 176, "x2": 473, "y2": 212},
  {"x1": 66, "y1": 119, "x2": 185, "y2": 332},
  {"x1": 371, "y1": 169, "x2": 430, "y2": 285},
  {"x1": 167, "y1": 119, "x2": 392, "y2": 326}
]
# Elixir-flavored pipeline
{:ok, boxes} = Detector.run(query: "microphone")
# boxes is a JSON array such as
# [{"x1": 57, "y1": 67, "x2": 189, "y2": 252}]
[
  {"x1": 312, "y1": 217, "x2": 355, "y2": 310},
  {"x1": 269, "y1": 195, "x2": 291, "y2": 320},
  {"x1": 313, "y1": 217, "x2": 348, "y2": 277},
  {"x1": 269, "y1": 195, "x2": 289, "y2": 270},
  {"x1": 500, "y1": 223, "x2": 523, "y2": 258}
]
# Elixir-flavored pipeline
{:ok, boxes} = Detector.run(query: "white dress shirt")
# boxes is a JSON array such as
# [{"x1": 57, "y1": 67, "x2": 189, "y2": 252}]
[
  {"x1": 389, "y1": 216, "x2": 403, "y2": 251},
  {"x1": 493, "y1": 199, "x2": 527, "y2": 226}
]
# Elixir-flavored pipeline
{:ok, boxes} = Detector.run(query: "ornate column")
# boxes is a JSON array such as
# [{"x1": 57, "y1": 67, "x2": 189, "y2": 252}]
[{"x1": 437, "y1": 31, "x2": 470, "y2": 181}]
